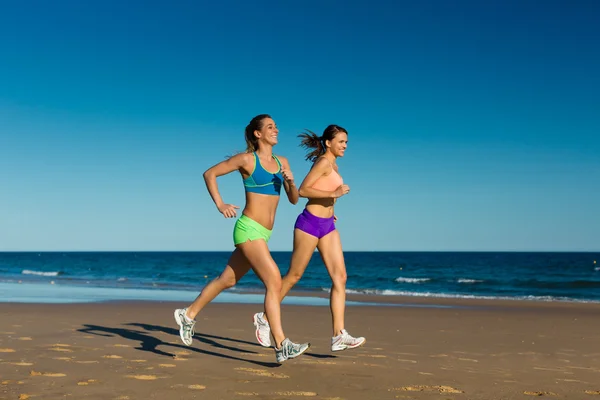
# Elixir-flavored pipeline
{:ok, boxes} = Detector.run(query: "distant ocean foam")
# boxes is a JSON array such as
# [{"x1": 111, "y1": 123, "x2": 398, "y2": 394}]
[
  {"x1": 22, "y1": 269, "x2": 61, "y2": 277},
  {"x1": 457, "y1": 278, "x2": 485, "y2": 284},
  {"x1": 338, "y1": 288, "x2": 600, "y2": 303},
  {"x1": 395, "y1": 277, "x2": 430, "y2": 283}
]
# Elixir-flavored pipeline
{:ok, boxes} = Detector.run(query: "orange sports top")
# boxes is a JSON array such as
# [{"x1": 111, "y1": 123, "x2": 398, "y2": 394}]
[{"x1": 311, "y1": 158, "x2": 343, "y2": 192}]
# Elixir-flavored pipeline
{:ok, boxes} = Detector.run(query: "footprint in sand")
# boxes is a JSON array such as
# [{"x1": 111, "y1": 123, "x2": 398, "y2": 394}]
[
  {"x1": 18, "y1": 337, "x2": 33, "y2": 341},
  {"x1": 0, "y1": 348, "x2": 16, "y2": 353},
  {"x1": 49, "y1": 347, "x2": 73, "y2": 353},
  {"x1": 7, "y1": 362, "x2": 34, "y2": 366},
  {"x1": 235, "y1": 367, "x2": 289, "y2": 379},
  {"x1": 159, "y1": 364, "x2": 176, "y2": 368},
  {"x1": 523, "y1": 391, "x2": 558, "y2": 396},
  {"x1": 366, "y1": 355, "x2": 387, "y2": 358},
  {"x1": 391, "y1": 385, "x2": 463, "y2": 394},
  {"x1": 458, "y1": 358, "x2": 479, "y2": 363},
  {"x1": 235, "y1": 392, "x2": 259, "y2": 396},
  {"x1": 103, "y1": 355, "x2": 123, "y2": 359},
  {"x1": 126, "y1": 375, "x2": 159, "y2": 380},
  {"x1": 75, "y1": 361, "x2": 99, "y2": 364},
  {"x1": 171, "y1": 384, "x2": 206, "y2": 390},
  {"x1": 274, "y1": 392, "x2": 317, "y2": 397},
  {"x1": 113, "y1": 344, "x2": 130, "y2": 348},
  {"x1": 585, "y1": 391, "x2": 600, "y2": 395},
  {"x1": 77, "y1": 379, "x2": 98, "y2": 386},
  {"x1": 30, "y1": 370, "x2": 66, "y2": 377},
  {"x1": 129, "y1": 360, "x2": 147, "y2": 363},
  {"x1": 397, "y1": 359, "x2": 418, "y2": 364}
]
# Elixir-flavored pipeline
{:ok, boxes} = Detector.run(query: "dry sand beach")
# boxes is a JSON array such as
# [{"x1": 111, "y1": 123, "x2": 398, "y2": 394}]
[{"x1": 1, "y1": 296, "x2": 600, "y2": 400}]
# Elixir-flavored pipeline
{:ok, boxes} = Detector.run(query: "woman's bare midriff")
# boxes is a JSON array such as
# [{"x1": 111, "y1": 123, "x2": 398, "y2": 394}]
[
  {"x1": 305, "y1": 198, "x2": 336, "y2": 218},
  {"x1": 242, "y1": 192, "x2": 281, "y2": 230}
]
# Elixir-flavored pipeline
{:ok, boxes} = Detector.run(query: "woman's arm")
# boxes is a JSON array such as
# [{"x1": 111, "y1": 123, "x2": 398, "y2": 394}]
[{"x1": 203, "y1": 153, "x2": 250, "y2": 218}]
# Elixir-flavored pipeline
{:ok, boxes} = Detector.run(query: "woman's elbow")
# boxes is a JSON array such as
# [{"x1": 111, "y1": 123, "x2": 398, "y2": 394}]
[{"x1": 203, "y1": 170, "x2": 215, "y2": 183}]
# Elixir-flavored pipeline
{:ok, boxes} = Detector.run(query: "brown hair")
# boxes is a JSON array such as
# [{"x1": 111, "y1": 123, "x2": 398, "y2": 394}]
[
  {"x1": 244, "y1": 114, "x2": 271, "y2": 152},
  {"x1": 298, "y1": 124, "x2": 348, "y2": 162}
]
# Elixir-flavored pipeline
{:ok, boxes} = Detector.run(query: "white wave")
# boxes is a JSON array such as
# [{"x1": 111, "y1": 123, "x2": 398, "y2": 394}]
[
  {"x1": 320, "y1": 288, "x2": 600, "y2": 303},
  {"x1": 457, "y1": 278, "x2": 484, "y2": 284},
  {"x1": 595, "y1": 267, "x2": 600, "y2": 271},
  {"x1": 395, "y1": 277, "x2": 430, "y2": 283},
  {"x1": 117, "y1": 277, "x2": 128, "y2": 282},
  {"x1": 22, "y1": 270, "x2": 60, "y2": 277}
]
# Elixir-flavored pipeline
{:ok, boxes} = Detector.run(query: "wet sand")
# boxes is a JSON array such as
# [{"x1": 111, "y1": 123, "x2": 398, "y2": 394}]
[{"x1": 1, "y1": 296, "x2": 600, "y2": 399}]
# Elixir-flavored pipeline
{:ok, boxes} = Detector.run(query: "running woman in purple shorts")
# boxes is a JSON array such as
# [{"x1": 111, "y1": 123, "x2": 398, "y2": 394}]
[{"x1": 252, "y1": 124, "x2": 366, "y2": 352}]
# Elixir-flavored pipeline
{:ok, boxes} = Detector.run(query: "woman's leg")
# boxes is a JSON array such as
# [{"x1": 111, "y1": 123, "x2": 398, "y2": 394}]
[
  {"x1": 174, "y1": 248, "x2": 251, "y2": 346},
  {"x1": 318, "y1": 230, "x2": 366, "y2": 351},
  {"x1": 237, "y1": 239, "x2": 286, "y2": 347},
  {"x1": 187, "y1": 248, "x2": 251, "y2": 319},
  {"x1": 279, "y1": 229, "x2": 320, "y2": 300},
  {"x1": 240, "y1": 238, "x2": 310, "y2": 361},
  {"x1": 317, "y1": 230, "x2": 347, "y2": 336},
  {"x1": 258, "y1": 229, "x2": 318, "y2": 332}
]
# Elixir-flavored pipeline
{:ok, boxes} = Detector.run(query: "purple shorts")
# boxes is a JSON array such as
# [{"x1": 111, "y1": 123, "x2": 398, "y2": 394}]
[{"x1": 294, "y1": 209, "x2": 336, "y2": 239}]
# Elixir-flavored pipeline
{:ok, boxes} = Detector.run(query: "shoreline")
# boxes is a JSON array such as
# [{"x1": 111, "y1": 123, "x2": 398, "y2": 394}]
[{"x1": 2, "y1": 281, "x2": 600, "y2": 311}]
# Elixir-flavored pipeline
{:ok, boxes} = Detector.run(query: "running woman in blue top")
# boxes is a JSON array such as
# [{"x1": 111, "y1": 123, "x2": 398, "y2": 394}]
[{"x1": 174, "y1": 114, "x2": 310, "y2": 363}]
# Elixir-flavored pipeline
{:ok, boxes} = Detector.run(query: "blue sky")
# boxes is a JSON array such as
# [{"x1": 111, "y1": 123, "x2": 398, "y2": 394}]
[{"x1": 1, "y1": 0, "x2": 598, "y2": 251}]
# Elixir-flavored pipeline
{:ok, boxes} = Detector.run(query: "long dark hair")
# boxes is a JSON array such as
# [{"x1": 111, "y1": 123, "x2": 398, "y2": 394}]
[
  {"x1": 298, "y1": 124, "x2": 348, "y2": 162},
  {"x1": 244, "y1": 114, "x2": 271, "y2": 153}
]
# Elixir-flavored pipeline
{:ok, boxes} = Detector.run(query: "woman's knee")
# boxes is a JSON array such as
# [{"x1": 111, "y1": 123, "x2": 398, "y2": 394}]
[
  {"x1": 331, "y1": 270, "x2": 347, "y2": 287},
  {"x1": 217, "y1": 272, "x2": 237, "y2": 289},
  {"x1": 264, "y1": 275, "x2": 283, "y2": 292},
  {"x1": 285, "y1": 270, "x2": 303, "y2": 285}
]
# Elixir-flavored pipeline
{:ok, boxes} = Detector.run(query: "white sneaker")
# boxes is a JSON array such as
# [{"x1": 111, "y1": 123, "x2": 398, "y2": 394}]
[
  {"x1": 174, "y1": 308, "x2": 196, "y2": 346},
  {"x1": 253, "y1": 312, "x2": 271, "y2": 347},
  {"x1": 331, "y1": 329, "x2": 366, "y2": 352},
  {"x1": 275, "y1": 338, "x2": 310, "y2": 363}
]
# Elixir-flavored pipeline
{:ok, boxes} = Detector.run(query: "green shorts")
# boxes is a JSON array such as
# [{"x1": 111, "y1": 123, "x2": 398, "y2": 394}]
[{"x1": 233, "y1": 214, "x2": 273, "y2": 245}]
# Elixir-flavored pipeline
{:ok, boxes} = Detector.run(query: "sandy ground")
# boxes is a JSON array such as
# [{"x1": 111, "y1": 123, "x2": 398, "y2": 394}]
[{"x1": 1, "y1": 297, "x2": 600, "y2": 399}]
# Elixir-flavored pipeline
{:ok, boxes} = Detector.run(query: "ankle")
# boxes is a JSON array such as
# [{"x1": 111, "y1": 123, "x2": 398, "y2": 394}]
[
  {"x1": 274, "y1": 337, "x2": 286, "y2": 349},
  {"x1": 185, "y1": 310, "x2": 195, "y2": 321}
]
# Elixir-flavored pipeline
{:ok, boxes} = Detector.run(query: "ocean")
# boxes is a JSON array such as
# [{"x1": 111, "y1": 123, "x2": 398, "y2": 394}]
[{"x1": 1, "y1": 251, "x2": 599, "y2": 304}]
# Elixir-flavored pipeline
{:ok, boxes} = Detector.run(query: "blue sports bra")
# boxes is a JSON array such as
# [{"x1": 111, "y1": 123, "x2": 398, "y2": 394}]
[{"x1": 243, "y1": 152, "x2": 283, "y2": 196}]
